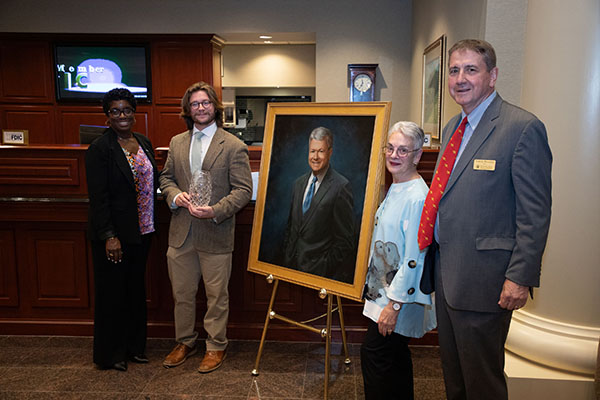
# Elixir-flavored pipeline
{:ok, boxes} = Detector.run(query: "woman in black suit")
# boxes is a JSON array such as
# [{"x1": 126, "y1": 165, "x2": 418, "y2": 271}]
[{"x1": 85, "y1": 88, "x2": 158, "y2": 371}]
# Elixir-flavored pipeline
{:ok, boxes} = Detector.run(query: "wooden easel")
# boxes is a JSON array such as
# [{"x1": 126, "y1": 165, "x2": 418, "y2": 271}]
[{"x1": 251, "y1": 275, "x2": 351, "y2": 400}]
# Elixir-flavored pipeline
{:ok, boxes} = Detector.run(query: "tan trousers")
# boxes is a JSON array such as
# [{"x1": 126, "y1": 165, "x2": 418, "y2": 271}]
[{"x1": 166, "y1": 225, "x2": 232, "y2": 352}]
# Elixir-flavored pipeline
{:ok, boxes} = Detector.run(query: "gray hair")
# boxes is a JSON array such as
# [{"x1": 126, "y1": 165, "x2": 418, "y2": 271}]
[
  {"x1": 309, "y1": 126, "x2": 333, "y2": 148},
  {"x1": 448, "y1": 39, "x2": 497, "y2": 72},
  {"x1": 388, "y1": 121, "x2": 425, "y2": 150}
]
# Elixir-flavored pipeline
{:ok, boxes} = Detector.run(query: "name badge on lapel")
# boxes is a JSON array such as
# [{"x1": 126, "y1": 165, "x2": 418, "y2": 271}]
[{"x1": 473, "y1": 159, "x2": 496, "y2": 171}]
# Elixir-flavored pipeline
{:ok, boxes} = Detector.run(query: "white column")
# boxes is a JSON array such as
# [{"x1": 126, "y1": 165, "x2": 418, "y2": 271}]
[{"x1": 502, "y1": 0, "x2": 600, "y2": 398}]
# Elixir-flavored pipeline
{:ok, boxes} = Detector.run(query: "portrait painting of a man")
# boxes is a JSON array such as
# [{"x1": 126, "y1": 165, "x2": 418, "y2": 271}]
[
  {"x1": 249, "y1": 102, "x2": 390, "y2": 301},
  {"x1": 281, "y1": 126, "x2": 356, "y2": 283},
  {"x1": 258, "y1": 114, "x2": 375, "y2": 284}
]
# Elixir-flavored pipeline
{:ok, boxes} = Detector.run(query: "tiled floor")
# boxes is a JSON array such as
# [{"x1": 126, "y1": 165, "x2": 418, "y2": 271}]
[{"x1": 0, "y1": 335, "x2": 446, "y2": 399}]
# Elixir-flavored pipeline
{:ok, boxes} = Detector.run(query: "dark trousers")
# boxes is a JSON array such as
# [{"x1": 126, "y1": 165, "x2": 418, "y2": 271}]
[
  {"x1": 92, "y1": 234, "x2": 151, "y2": 367},
  {"x1": 360, "y1": 320, "x2": 414, "y2": 400},
  {"x1": 435, "y1": 249, "x2": 512, "y2": 400}
]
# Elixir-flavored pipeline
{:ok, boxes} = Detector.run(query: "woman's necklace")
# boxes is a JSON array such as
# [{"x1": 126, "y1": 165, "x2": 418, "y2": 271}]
[{"x1": 117, "y1": 134, "x2": 138, "y2": 154}]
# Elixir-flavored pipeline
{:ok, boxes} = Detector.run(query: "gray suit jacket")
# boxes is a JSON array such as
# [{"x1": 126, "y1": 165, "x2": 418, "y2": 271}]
[
  {"x1": 436, "y1": 95, "x2": 552, "y2": 312},
  {"x1": 159, "y1": 127, "x2": 252, "y2": 252}
]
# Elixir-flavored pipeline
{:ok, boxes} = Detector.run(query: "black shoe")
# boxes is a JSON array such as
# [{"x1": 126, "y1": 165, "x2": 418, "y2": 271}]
[
  {"x1": 112, "y1": 361, "x2": 128, "y2": 371},
  {"x1": 97, "y1": 361, "x2": 128, "y2": 371},
  {"x1": 130, "y1": 354, "x2": 149, "y2": 364}
]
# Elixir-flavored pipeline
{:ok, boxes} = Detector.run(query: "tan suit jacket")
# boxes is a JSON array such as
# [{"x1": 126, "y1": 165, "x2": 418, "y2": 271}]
[{"x1": 159, "y1": 127, "x2": 252, "y2": 252}]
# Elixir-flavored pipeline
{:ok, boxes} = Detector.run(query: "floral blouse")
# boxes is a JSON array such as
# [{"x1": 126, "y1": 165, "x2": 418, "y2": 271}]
[{"x1": 122, "y1": 146, "x2": 155, "y2": 235}]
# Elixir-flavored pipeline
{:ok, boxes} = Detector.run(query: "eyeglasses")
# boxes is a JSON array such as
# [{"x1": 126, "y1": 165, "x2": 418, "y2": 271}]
[
  {"x1": 108, "y1": 107, "x2": 134, "y2": 117},
  {"x1": 383, "y1": 145, "x2": 419, "y2": 157},
  {"x1": 190, "y1": 100, "x2": 213, "y2": 110}
]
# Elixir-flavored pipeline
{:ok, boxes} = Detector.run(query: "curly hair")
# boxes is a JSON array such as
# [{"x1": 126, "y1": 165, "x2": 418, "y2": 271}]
[
  {"x1": 102, "y1": 88, "x2": 137, "y2": 115},
  {"x1": 180, "y1": 81, "x2": 224, "y2": 130}
]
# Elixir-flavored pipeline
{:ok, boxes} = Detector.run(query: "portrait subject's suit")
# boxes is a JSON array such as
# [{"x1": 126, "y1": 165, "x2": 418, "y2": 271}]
[
  {"x1": 159, "y1": 127, "x2": 252, "y2": 351},
  {"x1": 283, "y1": 167, "x2": 356, "y2": 283},
  {"x1": 434, "y1": 94, "x2": 552, "y2": 399}
]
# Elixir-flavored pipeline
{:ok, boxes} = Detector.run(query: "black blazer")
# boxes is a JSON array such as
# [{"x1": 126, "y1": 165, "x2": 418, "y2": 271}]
[
  {"x1": 283, "y1": 167, "x2": 356, "y2": 282},
  {"x1": 85, "y1": 128, "x2": 158, "y2": 244}
]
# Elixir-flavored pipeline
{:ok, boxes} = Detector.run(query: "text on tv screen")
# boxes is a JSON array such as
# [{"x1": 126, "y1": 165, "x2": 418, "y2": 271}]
[{"x1": 54, "y1": 45, "x2": 151, "y2": 102}]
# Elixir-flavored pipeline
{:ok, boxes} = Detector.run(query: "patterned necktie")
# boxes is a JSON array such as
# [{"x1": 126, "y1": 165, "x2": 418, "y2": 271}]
[
  {"x1": 418, "y1": 116, "x2": 468, "y2": 250},
  {"x1": 191, "y1": 132, "x2": 204, "y2": 174},
  {"x1": 302, "y1": 176, "x2": 318, "y2": 214}
]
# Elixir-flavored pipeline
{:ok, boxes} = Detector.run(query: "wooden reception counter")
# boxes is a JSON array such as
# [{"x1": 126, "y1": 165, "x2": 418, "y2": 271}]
[{"x1": 0, "y1": 144, "x2": 438, "y2": 344}]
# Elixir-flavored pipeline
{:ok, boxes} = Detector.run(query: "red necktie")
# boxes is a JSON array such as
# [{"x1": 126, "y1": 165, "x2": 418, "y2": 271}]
[{"x1": 418, "y1": 116, "x2": 468, "y2": 250}]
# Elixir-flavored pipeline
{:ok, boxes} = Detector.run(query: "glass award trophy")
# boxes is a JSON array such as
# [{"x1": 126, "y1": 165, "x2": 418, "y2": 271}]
[{"x1": 189, "y1": 170, "x2": 212, "y2": 207}]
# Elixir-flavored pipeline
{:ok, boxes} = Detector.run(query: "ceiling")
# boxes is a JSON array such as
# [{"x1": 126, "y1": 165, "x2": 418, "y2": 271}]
[{"x1": 217, "y1": 32, "x2": 316, "y2": 45}]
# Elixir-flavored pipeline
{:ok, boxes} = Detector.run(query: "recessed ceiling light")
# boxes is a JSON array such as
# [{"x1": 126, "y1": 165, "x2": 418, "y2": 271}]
[{"x1": 259, "y1": 35, "x2": 272, "y2": 39}]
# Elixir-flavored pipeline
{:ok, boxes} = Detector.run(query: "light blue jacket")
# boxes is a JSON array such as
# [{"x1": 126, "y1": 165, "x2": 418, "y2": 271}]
[{"x1": 362, "y1": 178, "x2": 436, "y2": 338}]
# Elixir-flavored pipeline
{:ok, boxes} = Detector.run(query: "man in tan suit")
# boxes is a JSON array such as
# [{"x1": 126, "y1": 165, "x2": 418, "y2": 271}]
[{"x1": 159, "y1": 82, "x2": 252, "y2": 373}]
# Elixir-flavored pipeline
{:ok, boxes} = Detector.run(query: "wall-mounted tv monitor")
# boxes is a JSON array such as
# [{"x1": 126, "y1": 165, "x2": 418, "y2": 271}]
[{"x1": 54, "y1": 44, "x2": 151, "y2": 102}]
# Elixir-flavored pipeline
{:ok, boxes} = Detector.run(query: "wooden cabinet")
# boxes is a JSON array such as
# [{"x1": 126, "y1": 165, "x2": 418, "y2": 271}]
[
  {"x1": 0, "y1": 105, "x2": 57, "y2": 143},
  {"x1": 0, "y1": 229, "x2": 18, "y2": 307},
  {"x1": 0, "y1": 40, "x2": 54, "y2": 103},
  {"x1": 152, "y1": 36, "x2": 223, "y2": 104},
  {"x1": 23, "y1": 227, "x2": 90, "y2": 309},
  {"x1": 152, "y1": 106, "x2": 187, "y2": 147},
  {"x1": 0, "y1": 33, "x2": 223, "y2": 146}
]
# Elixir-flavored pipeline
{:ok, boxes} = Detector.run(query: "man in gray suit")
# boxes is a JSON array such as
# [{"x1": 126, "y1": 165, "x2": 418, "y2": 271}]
[
  {"x1": 283, "y1": 127, "x2": 356, "y2": 283},
  {"x1": 159, "y1": 82, "x2": 252, "y2": 373},
  {"x1": 422, "y1": 39, "x2": 552, "y2": 399}
]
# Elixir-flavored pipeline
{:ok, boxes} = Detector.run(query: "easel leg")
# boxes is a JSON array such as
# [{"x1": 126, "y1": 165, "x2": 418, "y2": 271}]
[
  {"x1": 251, "y1": 278, "x2": 279, "y2": 376},
  {"x1": 250, "y1": 283, "x2": 351, "y2": 398},
  {"x1": 336, "y1": 295, "x2": 351, "y2": 365},
  {"x1": 324, "y1": 293, "x2": 333, "y2": 399}
]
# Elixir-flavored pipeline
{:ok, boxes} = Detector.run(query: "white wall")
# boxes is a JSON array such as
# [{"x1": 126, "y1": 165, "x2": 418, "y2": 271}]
[
  {"x1": 0, "y1": 0, "x2": 413, "y2": 123},
  {"x1": 223, "y1": 44, "x2": 315, "y2": 87},
  {"x1": 408, "y1": 0, "x2": 486, "y2": 138},
  {"x1": 483, "y1": 0, "x2": 528, "y2": 106},
  {"x1": 409, "y1": 0, "x2": 528, "y2": 138}
]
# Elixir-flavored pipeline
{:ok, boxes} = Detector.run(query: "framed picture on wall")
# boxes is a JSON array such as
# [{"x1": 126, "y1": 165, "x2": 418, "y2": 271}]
[
  {"x1": 247, "y1": 102, "x2": 391, "y2": 301},
  {"x1": 421, "y1": 35, "x2": 446, "y2": 140}
]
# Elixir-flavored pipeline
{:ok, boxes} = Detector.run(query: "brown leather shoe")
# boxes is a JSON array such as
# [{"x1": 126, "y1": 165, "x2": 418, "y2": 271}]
[
  {"x1": 163, "y1": 343, "x2": 197, "y2": 368},
  {"x1": 197, "y1": 350, "x2": 226, "y2": 373}
]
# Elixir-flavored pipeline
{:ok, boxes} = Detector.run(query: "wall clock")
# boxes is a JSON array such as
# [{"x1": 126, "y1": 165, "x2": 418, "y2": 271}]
[{"x1": 348, "y1": 64, "x2": 377, "y2": 102}]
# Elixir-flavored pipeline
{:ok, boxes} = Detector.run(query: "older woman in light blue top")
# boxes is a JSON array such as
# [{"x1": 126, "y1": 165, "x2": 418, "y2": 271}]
[{"x1": 361, "y1": 121, "x2": 436, "y2": 400}]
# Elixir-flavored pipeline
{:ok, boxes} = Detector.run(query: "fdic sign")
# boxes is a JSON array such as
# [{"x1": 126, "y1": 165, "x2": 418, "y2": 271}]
[{"x1": 2, "y1": 130, "x2": 29, "y2": 145}]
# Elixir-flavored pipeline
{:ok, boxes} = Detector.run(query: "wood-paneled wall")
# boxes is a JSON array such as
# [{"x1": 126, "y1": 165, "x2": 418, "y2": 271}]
[
  {"x1": 0, "y1": 33, "x2": 223, "y2": 148},
  {"x1": 0, "y1": 144, "x2": 439, "y2": 344}
]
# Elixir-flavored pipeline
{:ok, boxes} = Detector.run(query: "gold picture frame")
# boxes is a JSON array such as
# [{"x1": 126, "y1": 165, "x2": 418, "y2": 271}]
[
  {"x1": 2, "y1": 129, "x2": 29, "y2": 145},
  {"x1": 248, "y1": 102, "x2": 391, "y2": 301},
  {"x1": 421, "y1": 35, "x2": 446, "y2": 140}
]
